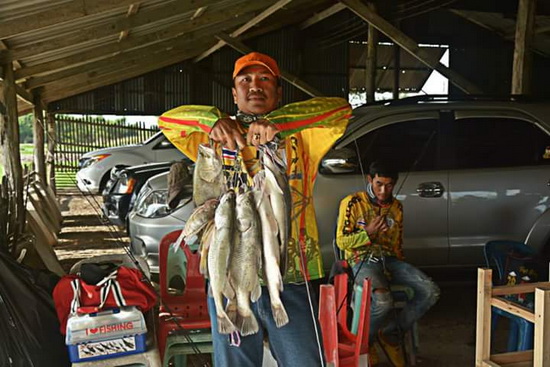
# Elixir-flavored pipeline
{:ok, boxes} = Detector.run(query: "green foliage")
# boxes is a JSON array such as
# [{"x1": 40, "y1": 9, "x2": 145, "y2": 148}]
[{"x1": 18, "y1": 113, "x2": 34, "y2": 143}]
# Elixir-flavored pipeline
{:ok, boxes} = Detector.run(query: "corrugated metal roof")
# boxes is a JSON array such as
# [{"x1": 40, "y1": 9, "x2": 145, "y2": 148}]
[{"x1": 3, "y1": 0, "x2": 549, "y2": 114}]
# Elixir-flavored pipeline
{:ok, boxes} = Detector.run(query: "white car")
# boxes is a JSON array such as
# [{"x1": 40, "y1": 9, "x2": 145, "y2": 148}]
[{"x1": 76, "y1": 131, "x2": 185, "y2": 194}]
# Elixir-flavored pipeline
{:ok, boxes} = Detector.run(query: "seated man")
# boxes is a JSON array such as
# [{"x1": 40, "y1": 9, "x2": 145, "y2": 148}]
[{"x1": 336, "y1": 161, "x2": 439, "y2": 367}]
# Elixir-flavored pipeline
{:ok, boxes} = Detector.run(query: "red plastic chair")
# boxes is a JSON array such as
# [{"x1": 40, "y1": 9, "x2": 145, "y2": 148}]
[
  {"x1": 319, "y1": 261, "x2": 372, "y2": 367},
  {"x1": 157, "y1": 230, "x2": 211, "y2": 365}
]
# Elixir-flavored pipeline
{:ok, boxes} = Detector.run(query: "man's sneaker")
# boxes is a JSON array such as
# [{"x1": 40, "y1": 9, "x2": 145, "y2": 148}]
[{"x1": 377, "y1": 330, "x2": 405, "y2": 367}]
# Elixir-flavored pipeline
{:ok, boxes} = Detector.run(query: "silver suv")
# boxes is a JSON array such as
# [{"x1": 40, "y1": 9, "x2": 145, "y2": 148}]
[
  {"x1": 130, "y1": 96, "x2": 550, "y2": 273},
  {"x1": 314, "y1": 96, "x2": 550, "y2": 270}
]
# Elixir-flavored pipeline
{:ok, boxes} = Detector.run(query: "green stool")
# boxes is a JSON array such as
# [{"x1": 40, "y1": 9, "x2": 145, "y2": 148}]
[{"x1": 164, "y1": 329, "x2": 213, "y2": 367}]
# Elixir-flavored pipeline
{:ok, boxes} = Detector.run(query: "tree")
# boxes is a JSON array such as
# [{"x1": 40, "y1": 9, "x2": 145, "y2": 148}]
[{"x1": 18, "y1": 114, "x2": 33, "y2": 143}]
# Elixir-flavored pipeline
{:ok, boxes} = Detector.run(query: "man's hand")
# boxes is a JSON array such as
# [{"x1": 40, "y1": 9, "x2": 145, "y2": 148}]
[
  {"x1": 362, "y1": 216, "x2": 388, "y2": 237},
  {"x1": 209, "y1": 118, "x2": 246, "y2": 151},
  {"x1": 246, "y1": 119, "x2": 280, "y2": 147}
]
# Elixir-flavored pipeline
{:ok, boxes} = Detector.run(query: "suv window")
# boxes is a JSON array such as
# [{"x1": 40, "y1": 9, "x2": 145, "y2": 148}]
[
  {"x1": 345, "y1": 118, "x2": 440, "y2": 173},
  {"x1": 452, "y1": 117, "x2": 550, "y2": 169}
]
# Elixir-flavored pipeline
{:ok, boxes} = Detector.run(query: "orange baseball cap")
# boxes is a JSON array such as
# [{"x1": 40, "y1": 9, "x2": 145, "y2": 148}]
[{"x1": 232, "y1": 52, "x2": 280, "y2": 79}]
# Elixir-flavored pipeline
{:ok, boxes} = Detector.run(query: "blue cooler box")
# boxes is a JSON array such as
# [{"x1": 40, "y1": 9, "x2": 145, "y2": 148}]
[{"x1": 66, "y1": 306, "x2": 148, "y2": 363}]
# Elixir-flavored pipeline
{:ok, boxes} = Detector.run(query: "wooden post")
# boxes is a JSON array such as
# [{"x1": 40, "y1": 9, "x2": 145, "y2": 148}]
[
  {"x1": 33, "y1": 92, "x2": 46, "y2": 184},
  {"x1": 393, "y1": 42, "x2": 400, "y2": 100},
  {"x1": 512, "y1": 0, "x2": 536, "y2": 94},
  {"x1": 341, "y1": 0, "x2": 482, "y2": 94},
  {"x1": 475, "y1": 268, "x2": 493, "y2": 366},
  {"x1": 0, "y1": 62, "x2": 24, "y2": 235},
  {"x1": 46, "y1": 112, "x2": 56, "y2": 193},
  {"x1": 366, "y1": 4, "x2": 378, "y2": 104},
  {"x1": 534, "y1": 287, "x2": 550, "y2": 366}
]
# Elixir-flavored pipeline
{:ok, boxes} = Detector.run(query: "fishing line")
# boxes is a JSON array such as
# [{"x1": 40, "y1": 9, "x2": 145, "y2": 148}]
[
  {"x1": 335, "y1": 127, "x2": 437, "y2": 363},
  {"x1": 37, "y1": 115, "x2": 210, "y2": 366}
]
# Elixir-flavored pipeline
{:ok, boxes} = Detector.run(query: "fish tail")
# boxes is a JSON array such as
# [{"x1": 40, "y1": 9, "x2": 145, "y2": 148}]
[
  {"x1": 217, "y1": 312, "x2": 236, "y2": 334},
  {"x1": 238, "y1": 312, "x2": 259, "y2": 336},
  {"x1": 272, "y1": 304, "x2": 289, "y2": 328}
]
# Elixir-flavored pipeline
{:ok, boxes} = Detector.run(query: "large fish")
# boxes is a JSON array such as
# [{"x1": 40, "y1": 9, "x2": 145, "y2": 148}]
[
  {"x1": 208, "y1": 190, "x2": 236, "y2": 334},
  {"x1": 254, "y1": 175, "x2": 289, "y2": 328},
  {"x1": 182, "y1": 198, "x2": 218, "y2": 241},
  {"x1": 261, "y1": 145, "x2": 291, "y2": 275},
  {"x1": 193, "y1": 144, "x2": 224, "y2": 206},
  {"x1": 228, "y1": 190, "x2": 262, "y2": 336}
]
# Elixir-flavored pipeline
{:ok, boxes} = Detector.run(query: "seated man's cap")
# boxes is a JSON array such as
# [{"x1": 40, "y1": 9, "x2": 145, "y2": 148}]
[{"x1": 233, "y1": 52, "x2": 280, "y2": 79}]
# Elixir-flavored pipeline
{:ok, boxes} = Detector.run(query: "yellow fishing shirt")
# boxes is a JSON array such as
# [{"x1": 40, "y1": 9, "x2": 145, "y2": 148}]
[
  {"x1": 158, "y1": 97, "x2": 351, "y2": 283},
  {"x1": 336, "y1": 192, "x2": 404, "y2": 266}
]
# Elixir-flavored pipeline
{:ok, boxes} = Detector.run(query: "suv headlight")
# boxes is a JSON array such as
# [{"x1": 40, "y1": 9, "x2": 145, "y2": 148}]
[
  {"x1": 134, "y1": 189, "x2": 171, "y2": 218},
  {"x1": 117, "y1": 173, "x2": 136, "y2": 194},
  {"x1": 79, "y1": 154, "x2": 111, "y2": 169}
]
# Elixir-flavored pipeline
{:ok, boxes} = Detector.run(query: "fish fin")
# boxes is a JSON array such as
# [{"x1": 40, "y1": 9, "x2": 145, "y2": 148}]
[
  {"x1": 225, "y1": 299, "x2": 238, "y2": 325},
  {"x1": 271, "y1": 304, "x2": 289, "y2": 328},
  {"x1": 217, "y1": 312, "x2": 236, "y2": 334},
  {"x1": 238, "y1": 313, "x2": 259, "y2": 336},
  {"x1": 250, "y1": 281, "x2": 262, "y2": 302},
  {"x1": 222, "y1": 280, "x2": 235, "y2": 300}
]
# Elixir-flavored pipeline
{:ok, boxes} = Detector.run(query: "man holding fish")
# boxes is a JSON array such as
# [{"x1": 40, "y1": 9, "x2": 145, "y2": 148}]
[{"x1": 159, "y1": 52, "x2": 351, "y2": 366}]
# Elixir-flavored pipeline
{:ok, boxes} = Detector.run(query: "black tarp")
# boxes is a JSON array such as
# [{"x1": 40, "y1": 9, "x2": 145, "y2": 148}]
[{"x1": 0, "y1": 250, "x2": 70, "y2": 366}]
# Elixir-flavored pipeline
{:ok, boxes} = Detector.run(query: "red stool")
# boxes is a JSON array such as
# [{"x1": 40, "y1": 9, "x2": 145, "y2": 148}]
[
  {"x1": 156, "y1": 230, "x2": 211, "y2": 366},
  {"x1": 319, "y1": 261, "x2": 372, "y2": 367}
]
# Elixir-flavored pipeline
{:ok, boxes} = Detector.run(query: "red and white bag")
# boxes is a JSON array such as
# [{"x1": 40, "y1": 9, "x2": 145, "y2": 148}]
[{"x1": 53, "y1": 266, "x2": 157, "y2": 334}]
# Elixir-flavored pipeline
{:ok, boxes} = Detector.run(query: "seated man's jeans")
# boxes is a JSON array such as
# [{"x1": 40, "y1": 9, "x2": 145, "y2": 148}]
[
  {"x1": 207, "y1": 283, "x2": 324, "y2": 367},
  {"x1": 353, "y1": 256, "x2": 440, "y2": 342}
]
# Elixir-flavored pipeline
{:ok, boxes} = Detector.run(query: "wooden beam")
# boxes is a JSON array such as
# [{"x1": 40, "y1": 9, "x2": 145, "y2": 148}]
[
  {"x1": 475, "y1": 269, "x2": 492, "y2": 366},
  {"x1": 0, "y1": 62, "x2": 24, "y2": 235},
  {"x1": 42, "y1": 38, "x2": 216, "y2": 103},
  {"x1": 33, "y1": 91, "x2": 46, "y2": 184},
  {"x1": 534, "y1": 287, "x2": 550, "y2": 367},
  {"x1": 490, "y1": 297, "x2": 535, "y2": 322},
  {"x1": 36, "y1": 15, "x2": 251, "y2": 96},
  {"x1": 25, "y1": 11, "x2": 257, "y2": 89},
  {"x1": 341, "y1": 0, "x2": 482, "y2": 94},
  {"x1": 0, "y1": 0, "x2": 139, "y2": 39},
  {"x1": 216, "y1": 33, "x2": 324, "y2": 97},
  {"x1": 9, "y1": 0, "x2": 223, "y2": 61},
  {"x1": 491, "y1": 351, "x2": 533, "y2": 365},
  {"x1": 14, "y1": 3, "x2": 269, "y2": 80},
  {"x1": 118, "y1": 3, "x2": 141, "y2": 42},
  {"x1": 300, "y1": 3, "x2": 346, "y2": 29},
  {"x1": 195, "y1": 0, "x2": 293, "y2": 62},
  {"x1": 0, "y1": 41, "x2": 21, "y2": 70},
  {"x1": 366, "y1": 11, "x2": 378, "y2": 103},
  {"x1": 45, "y1": 112, "x2": 56, "y2": 192},
  {"x1": 192, "y1": 6, "x2": 208, "y2": 20},
  {"x1": 449, "y1": 9, "x2": 550, "y2": 58},
  {"x1": 393, "y1": 36, "x2": 400, "y2": 100},
  {"x1": 512, "y1": 0, "x2": 536, "y2": 94}
]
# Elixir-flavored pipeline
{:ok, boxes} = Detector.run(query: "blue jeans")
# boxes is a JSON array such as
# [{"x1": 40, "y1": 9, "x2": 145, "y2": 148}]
[
  {"x1": 353, "y1": 257, "x2": 440, "y2": 342},
  {"x1": 208, "y1": 283, "x2": 324, "y2": 367}
]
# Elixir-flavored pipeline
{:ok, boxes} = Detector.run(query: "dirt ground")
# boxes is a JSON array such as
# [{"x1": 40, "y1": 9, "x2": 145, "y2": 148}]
[{"x1": 54, "y1": 191, "x2": 513, "y2": 366}]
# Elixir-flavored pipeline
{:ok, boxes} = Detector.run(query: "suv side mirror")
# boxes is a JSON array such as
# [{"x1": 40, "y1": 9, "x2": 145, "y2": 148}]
[{"x1": 320, "y1": 148, "x2": 358, "y2": 174}]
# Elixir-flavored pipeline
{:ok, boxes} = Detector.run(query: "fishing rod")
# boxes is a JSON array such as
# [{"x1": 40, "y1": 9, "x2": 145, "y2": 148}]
[
  {"x1": 36, "y1": 115, "x2": 210, "y2": 367},
  {"x1": 337, "y1": 127, "x2": 436, "y2": 363}
]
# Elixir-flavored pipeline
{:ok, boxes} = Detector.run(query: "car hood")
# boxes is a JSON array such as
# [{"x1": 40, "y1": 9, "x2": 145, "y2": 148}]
[
  {"x1": 146, "y1": 171, "x2": 169, "y2": 191},
  {"x1": 80, "y1": 144, "x2": 143, "y2": 158}
]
